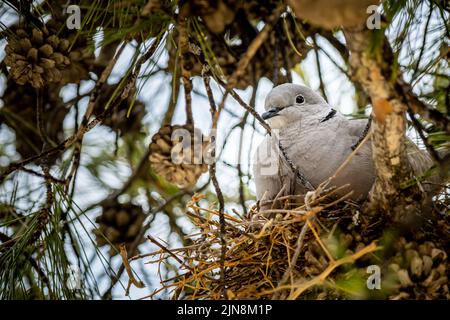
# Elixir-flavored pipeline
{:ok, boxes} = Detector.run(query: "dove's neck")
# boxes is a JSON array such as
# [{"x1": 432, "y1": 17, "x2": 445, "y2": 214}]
[
  {"x1": 274, "y1": 108, "x2": 348, "y2": 185},
  {"x1": 277, "y1": 107, "x2": 345, "y2": 150},
  {"x1": 282, "y1": 107, "x2": 338, "y2": 135}
]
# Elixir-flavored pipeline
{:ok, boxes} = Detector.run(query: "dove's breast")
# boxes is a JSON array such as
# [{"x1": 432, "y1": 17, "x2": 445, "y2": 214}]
[{"x1": 279, "y1": 117, "x2": 376, "y2": 200}]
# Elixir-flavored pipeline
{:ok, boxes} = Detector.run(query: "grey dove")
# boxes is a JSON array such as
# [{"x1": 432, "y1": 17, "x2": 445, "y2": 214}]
[{"x1": 253, "y1": 83, "x2": 435, "y2": 206}]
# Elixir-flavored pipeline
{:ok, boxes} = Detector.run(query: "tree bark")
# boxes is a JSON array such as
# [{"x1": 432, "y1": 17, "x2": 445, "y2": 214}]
[{"x1": 344, "y1": 27, "x2": 423, "y2": 224}]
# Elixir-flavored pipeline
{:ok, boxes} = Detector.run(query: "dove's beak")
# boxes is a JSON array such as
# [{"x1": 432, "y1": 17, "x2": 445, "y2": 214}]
[{"x1": 262, "y1": 107, "x2": 281, "y2": 120}]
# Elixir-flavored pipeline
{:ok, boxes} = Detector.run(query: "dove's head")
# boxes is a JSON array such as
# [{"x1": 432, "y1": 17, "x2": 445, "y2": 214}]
[{"x1": 262, "y1": 84, "x2": 329, "y2": 129}]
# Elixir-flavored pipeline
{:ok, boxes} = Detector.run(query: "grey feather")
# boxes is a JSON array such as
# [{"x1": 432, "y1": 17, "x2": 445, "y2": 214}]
[{"x1": 253, "y1": 84, "x2": 438, "y2": 205}]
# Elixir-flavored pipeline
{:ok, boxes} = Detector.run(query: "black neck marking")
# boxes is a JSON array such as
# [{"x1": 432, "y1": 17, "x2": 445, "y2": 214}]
[
  {"x1": 277, "y1": 140, "x2": 315, "y2": 191},
  {"x1": 320, "y1": 109, "x2": 337, "y2": 123}
]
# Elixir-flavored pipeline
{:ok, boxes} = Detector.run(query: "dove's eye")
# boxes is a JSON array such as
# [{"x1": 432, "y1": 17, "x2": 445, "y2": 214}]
[{"x1": 295, "y1": 95, "x2": 305, "y2": 105}]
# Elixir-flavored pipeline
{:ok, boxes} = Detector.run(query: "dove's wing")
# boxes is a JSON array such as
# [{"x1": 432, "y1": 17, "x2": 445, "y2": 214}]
[
  {"x1": 253, "y1": 136, "x2": 295, "y2": 208},
  {"x1": 278, "y1": 115, "x2": 376, "y2": 200},
  {"x1": 346, "y1": 118, "x2": 435, "y2": 175},
  {"x1": 405, "y1": 138, "x2": 443, "y2": 196},
  {"x1": 345, "y1": 118, "x2": 370, "y2": 140},
  {"x1": 405, "y1": 139, "x2": 434, "y2": 176},
  {"x1": 331, "y1": 121, "x2": 375, "y2": 200},
  {"x1": 345, "y1": 117, "x2": 440, "y2": 195}
]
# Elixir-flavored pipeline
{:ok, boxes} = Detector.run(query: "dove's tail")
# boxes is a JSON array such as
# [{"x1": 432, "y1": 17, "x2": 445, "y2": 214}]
[{"x1": 406, "y1": 140, "x2": 449, "y2": 197}]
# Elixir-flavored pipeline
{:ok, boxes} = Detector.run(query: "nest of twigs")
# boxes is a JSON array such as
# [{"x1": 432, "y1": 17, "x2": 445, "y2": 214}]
[{"x1": 132, "y1": 182, "x2": 449, "y2": 300}]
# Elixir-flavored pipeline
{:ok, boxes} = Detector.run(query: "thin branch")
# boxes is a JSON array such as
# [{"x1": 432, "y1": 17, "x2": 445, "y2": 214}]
[
  {"x1": 203, "y1": 74, "x2": 227, "y2": 298},
  {"x1": 213, "y1": 2, "x2": 285, "y2": 120},
  {"x1": 146, "y1": 235, "x2": 192, "y2": 271},
  {"x1": 120, "y1": 244, "x2": 145, "y2": 296},
  {"x1": 313, "y1": 36, "x2": 328, "y2": 102},
  {"x1": 235, "y1": 79, "x2": 258, "y2": 216},
  {"x1": 411, "y1": 2, "x2": 433, "y2": 80},
  {"x1": 397, "y1": 78, "x2": 450, "y2": 134},
  {"x1": 216, "y1": 78, "x2": 271, "y2": 133},
  {"x1": 18, "y1": 167, "x2": 65, "y2": 184},
  {"x1": 178, "y1": 3, "x2": 194, "y2": 126}
]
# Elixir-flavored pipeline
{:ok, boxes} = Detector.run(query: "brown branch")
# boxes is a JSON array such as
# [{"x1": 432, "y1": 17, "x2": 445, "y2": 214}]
[
  {"x1": 122, "y1": 37, "x2": 161, "y2": 100},
  {"x1": 411, "y1": 3, "x2": 433, "y2": 80},
  {"x1": 35, "y1": 88, "x2": 49, "y2": 146},
  {"x1": 312, "y1": 35, "x2": 328, "y2": 102},
  {"x1": 216, "y1": 78, "x2": 271, "y2": 133},
  {"x1": 178, "y1": 3, "x2": 194, "y2": 126},
  {"x1": 278, "y1": 23, "x2": 293, "y2": 83},
  {"x1": 64, "y1": 143, "x2": 81, "y2": 193},
  {"x1": 235, "y1": 80, "x2": 258, "y2": 216},
  {"x1": 320, "y1": 32, "x2": 370, "y2": 109},
  {"x1": 214, "y1": 3, "x2": 285, "y2": 119},
  {"x1": 397, "y1": 78, "x2": 450, "y2": 134},
  {"x1": 26, "y1": 164, "x2": 54, "y2": 248},
  {"x1": 120, "y1": 244, "x2": 145, "y2": 296},
  {"x1": 321, "y1": 31, "x2": 349, "y2": 61},
  {"x1": 203, "y1": 75, "x2": 227, "y2": 298},
  {"x1": 351, "y1": 117, "x2": 372, "y2": 150},
  {"x1": 146, "y1": 235, "x2": 192, "y2": 271},
  {"x1": 17, "y1": 167, "x2": 65, "y2": 184},
  {"x1": 209, "y1": 153, "x2": 226, "y2": 297},
  {"x1": 272, "y1": 33, "x2": 279, "y2": 85},
  {"x1": 225, "y1": 4, "x2": 285, "y2": 90},
  {"x1": 78, "y1": 42, "x2": 128, "y2": 140},
  {"x1": 162, "y1": 77, "x2": 180, "y2": 126},
  {"x1": 64, "y1": 43, "x2": 128, "y2": 194}
]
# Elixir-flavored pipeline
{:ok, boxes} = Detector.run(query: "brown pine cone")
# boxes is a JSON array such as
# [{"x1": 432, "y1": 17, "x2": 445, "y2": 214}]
[
  {"x1": 43, "y1": 19, "x2": 95, "y2": 84},
  {"x1": 93, "y1": 85, "x2": 145, "y2": 136},
  {"x1": 94, "y1": 202, "x2": 146, "y2": 256},
  {"x1": 0, "y1": 80, "x2": 67, "y2": 163},
  {"x1": 240, "y1": 0, "x2": 278, "y2": 22},
  {"x1": 190, "y1": 0, "x2": 235, "y2": 34},
  {"x1": 149, "y1": 124, "x2": 209, "y2": 188},
  {"x1": 4, "y1": 25, "x2": 71, "y2": 88},
  {"x1": 59, "y1": 39, "x2": 95, "y2": 85},
  {"x1": 4, "y1": 20, "x2": 94, "y2": 87},
  {"x1": 166, "y1": 11, "x2": 310, "y2": 89},
  {"x1": 386, "y1": 238, "x2": 449, "y2": 300}
]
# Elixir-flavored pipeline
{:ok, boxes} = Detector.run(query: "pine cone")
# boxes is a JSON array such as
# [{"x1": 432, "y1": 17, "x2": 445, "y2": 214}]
[
  {"x1": 4, "y1": 25, "x2": 71, "y2": 88},
  {"x1": 303, "y1": 231, "x2": 368, "y2": 277},
  {"x1": 48, "y1": 18, "x2": 95, "y2": 84},
  {"x1": 94, "y1": 85, "x2": 145, "y2": 136},
  {"x1": 4, "y1": 20, "x2": 94, "y2": 87},
  {"x1": 149, "y1": 124, "x2": 209, "y2": 188},
  {"x1": 303, "y1": 240, "x2": 329, "y2": 276},
  {"x1": 386, "y1": 238, "x2": 449, "y2": 299},
  {"x1": 94, "y1": 202, "x2": 146, "y2": 256},
  {"x1": 167, "y1": 11, "x2": 310, "y2": 89},
  {"x1": 190, "y1": 0, "x2": 235, "y2": 34},
  {"x1": 0, "y1": 80, "x2": 67, "y2": 163},
  {"x1": 241, "y1": 0, "x2": 279, "y2": 22},
  {"x1": 104, "y1": 101, "x2": 145, "y2": 137},
  {"x1": 59, "y1": 36, "x2": 95, "y2": 85}
]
